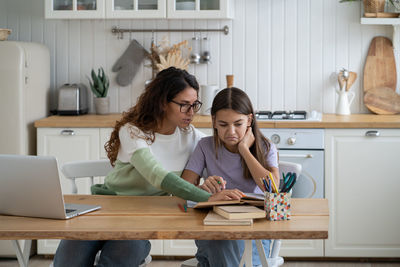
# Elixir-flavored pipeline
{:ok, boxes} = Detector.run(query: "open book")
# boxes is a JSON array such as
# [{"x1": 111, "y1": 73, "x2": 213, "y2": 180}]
[
  {"x1": 203, "y1": 211, "x2": 253, "y2": 226},
  {"x1": 213, "y1": 205, "x2": 266, "y2": 220},
  {"x1": 188, "y1": 192, "x2": 264, "y2": 209}
]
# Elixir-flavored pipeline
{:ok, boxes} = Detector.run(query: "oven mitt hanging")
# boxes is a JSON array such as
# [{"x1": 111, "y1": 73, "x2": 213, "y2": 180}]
[{"x1": 112, "y1": 39, "x2": 149, "y2": 87}]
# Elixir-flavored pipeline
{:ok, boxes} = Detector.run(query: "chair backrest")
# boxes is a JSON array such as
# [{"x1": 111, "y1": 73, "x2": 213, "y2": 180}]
[
  {"x1": 278, "y1": 161, "x2": 302, "y2": 179},
  {"x1": 61, "y1": 159, "x2": 113, "y2": 194}
]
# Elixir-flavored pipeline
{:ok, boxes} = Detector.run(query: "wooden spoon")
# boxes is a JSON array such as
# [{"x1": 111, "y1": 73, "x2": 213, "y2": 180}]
[
  {"x1": 338, "y1": 72, "x2": 346, "y2": 91},
  {"x1": 346, "y1": 72, "x2": 357, "y2": 91}
]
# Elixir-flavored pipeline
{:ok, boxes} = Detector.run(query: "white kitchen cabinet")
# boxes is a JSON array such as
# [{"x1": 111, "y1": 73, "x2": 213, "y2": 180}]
[
  {"x1": 167, "y1": 0, "x2": 233, "y2": 19},
  {"x1": 280, "y1": 240, "x2": 323, "y2": 257},
  {"x1": 106, "y1": 0, "x2": 166, "y2": 18},
  {"x1": 37, "y1": 128, "x2": 100, "y2": 195},
  {"x1": 325, "y1": 129, "x2": 400, "y2": 257},
  {"x1": 37, "y1": 127, "x2": 99, "y2": 254},
  {"x1": 37, "y1": 127, "x2": 100, "y2": 254},
  {"x1": 45, "y1": 0, "x2": 166, "y2": 19},
  {"x1": 45, "y1": 0, "x2": 232, "y2": 19},
  {"x1": 45, "y1": 0, "x2": 105, "y2": 19}
]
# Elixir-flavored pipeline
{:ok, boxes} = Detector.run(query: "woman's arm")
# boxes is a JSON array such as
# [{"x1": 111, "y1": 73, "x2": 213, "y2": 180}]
[
  {"x1": 238, "y1": 128, "x2": 280, "y2": 191},
  {"x1": 131, "y1": 148, "x2": 242, "y2": 202},
  {"x1": 182, "y1": 170, "x2": 227, "y2": 194}
]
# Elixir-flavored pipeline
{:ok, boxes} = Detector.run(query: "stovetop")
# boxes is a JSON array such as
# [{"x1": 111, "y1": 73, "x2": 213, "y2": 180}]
[
  {"x1": 255, "y1": 110, "x2": 322, "y2": 121},
  {"x1": 256, "y1": 111, "x2": 307, "y2": 120}
]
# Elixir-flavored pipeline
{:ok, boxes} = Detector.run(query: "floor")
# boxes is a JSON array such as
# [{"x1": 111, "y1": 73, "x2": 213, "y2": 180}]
[{"x1": 0, "y1": 255, "x2": 399, "y2": 267}]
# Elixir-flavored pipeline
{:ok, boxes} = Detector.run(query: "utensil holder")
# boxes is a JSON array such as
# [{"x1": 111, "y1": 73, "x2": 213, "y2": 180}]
[{"x1": 264, "y1": 191, "x2": 291, "y2": 221}]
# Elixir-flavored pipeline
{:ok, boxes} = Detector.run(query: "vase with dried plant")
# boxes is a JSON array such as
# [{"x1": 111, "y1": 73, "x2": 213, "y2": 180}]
[{"x1": 147, "y1": 37, "x2": 191, "y2": 79}]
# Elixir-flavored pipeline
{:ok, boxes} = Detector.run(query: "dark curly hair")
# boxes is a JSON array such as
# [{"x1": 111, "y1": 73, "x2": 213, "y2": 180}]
[
  {"x1": 105, "y1": 67, "x2": 199, "y2": 166},
  {"x1": 211, "y1": 87, "x2": 272, "y2": 179}
]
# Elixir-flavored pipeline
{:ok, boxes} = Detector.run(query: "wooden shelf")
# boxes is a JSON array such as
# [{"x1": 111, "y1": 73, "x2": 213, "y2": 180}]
[{"x1": 361, "y1": 17, "x2": 400, "y2": 25}]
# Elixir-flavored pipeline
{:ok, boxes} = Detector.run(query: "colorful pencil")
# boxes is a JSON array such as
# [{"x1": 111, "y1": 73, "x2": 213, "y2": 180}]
[
  {"x1": 178, "y1": 203, "x2": 186, "y2": 212},
  {"x1": 268, "y1": 172, "x2": 279, "y2": 193}
]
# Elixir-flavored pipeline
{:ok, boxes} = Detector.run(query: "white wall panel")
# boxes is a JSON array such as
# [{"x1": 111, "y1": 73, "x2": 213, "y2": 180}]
[
  {"x1": 232, "y1": 0, "x2": 245, "y2": 91},
  {"x1": 80, "y1": 20, "x2": 94, "y2": 111},
  {"x1": 244, "y1": 0, "x2": 258, "y2": 106},
  {"x1": 206, "y1": 20, "x2": 220, "y2": 87},
  {"x1": 271, "y1": 0, "x2": 285, "y2": 111},
  {"x1": 0, "y1": 1, "x2": 7, "y2": 28},
  {"x1": 284, "y1": 0, "x2": 298, "y2": 111},
  {"x1": 69, "y1": 20, "x2": 81, "y2": 82},
  {"x1": 309, "y1": 0, "x2": 323, "y2": 113},
  {"x1": 323, "y1": 0, "x2": 337, "y2": 114},
  {"x1": 296, "y1": 0, "x2": 310, "y2": 112},
  {"x1": 257, "y1": 0, "x2": 272, "y2": 111},
  {"x1": 6, "y1": 0, "x2": 19, "y2": 41},
  {"x1": 0, "y1": 0, "x2": 394, "y2": 114},
  {"x1": 194, "y1": 20, "x2": 207, "y2": 86},
  {"x1": 129, "y1": 19, "x2": 145, "y2": 108},
  {"x1": 219, "y1": 19, "x2": 232, "y2": 89},
  {"x1": 55, "y1": 20, "x2": 69, "y2": 92}
]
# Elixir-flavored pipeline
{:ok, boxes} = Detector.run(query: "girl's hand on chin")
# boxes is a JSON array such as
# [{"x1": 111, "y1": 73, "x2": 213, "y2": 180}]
[
  {"x1": 208, "y1": 189, "x2": 244, "y2": 202},
  {"x1": 238, "y1": 127, "x2": 255, "y2": 153},
  {"x1": 200, "y1": 176, "x2": 227, "y2": 193}
]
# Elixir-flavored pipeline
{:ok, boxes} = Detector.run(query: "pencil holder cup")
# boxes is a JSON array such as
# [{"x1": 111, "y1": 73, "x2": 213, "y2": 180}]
[{"x1": 264, "y1": 191, "x2": 291, "y2": 221}]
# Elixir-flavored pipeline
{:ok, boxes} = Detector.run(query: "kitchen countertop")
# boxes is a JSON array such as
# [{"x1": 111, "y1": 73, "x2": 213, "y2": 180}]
[{"x1": 34, "y1": 114, "x2": 400, "y2": 128}]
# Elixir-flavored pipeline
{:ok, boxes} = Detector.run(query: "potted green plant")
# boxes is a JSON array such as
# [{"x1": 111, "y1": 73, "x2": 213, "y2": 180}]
[{"x1": 88, "y1": 67, "x2": 110, "y2": 114}]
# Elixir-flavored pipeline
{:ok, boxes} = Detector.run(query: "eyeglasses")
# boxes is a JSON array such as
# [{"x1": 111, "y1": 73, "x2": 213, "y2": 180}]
[{"x1": 170, "y1": 100, "x2": 202, "y2": 113}]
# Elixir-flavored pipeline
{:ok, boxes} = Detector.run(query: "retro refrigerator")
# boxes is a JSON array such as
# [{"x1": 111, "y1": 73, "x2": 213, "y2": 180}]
[{"x1": 0, "y1": 41, "x2": 50, "y2": 256}]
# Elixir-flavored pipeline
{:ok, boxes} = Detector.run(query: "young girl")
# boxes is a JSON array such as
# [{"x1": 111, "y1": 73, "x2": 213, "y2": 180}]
[
  {"x1": 182, "y1": 87, "x2": 280, "y2": 267},
  {"x1": 53, "y1": 68, "x2": 243, "y2": 267}
]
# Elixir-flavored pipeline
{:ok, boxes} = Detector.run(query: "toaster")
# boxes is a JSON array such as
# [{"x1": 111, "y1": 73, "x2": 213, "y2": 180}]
[{"x1": 57, "y1": 83, "x2": 89, "y2": 115}]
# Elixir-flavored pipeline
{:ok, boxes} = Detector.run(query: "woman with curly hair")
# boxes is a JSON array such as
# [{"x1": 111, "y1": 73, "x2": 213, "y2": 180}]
[{"x1": 53, "y1": 67, "x2": 243, "y2": 267}]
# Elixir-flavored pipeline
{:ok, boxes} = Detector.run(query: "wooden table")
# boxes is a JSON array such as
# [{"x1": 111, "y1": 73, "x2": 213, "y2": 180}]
[{"x1": 0, "y1": 195, "x2": 329, "y2": 267}]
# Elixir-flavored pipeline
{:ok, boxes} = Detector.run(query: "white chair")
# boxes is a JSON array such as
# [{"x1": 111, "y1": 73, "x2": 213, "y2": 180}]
[
  {"x1": 53, "y1": 159, "x2": 152, "y2": 267},
  {"x1": 61, "y1": 159, "x2": 113, "y2": 194},
  {"x1": 181, "y1": 161, "x2": 302, "y2": 267}
]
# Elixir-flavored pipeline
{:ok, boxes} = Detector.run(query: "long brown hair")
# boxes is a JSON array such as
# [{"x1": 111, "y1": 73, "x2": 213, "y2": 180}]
[
  {"x1": 105, "y1": 67, "x2": 199, "y2": 166},
  {"x1": 211, "y1": 87, "x2": 272, "y2": 179}
]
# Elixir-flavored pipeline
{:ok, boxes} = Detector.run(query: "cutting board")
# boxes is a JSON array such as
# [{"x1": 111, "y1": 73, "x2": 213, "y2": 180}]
[
  {"x1": 363, "y1": 37, "x2": 396, "y2": 93},
  {"x1": 364, "y1": 87, "x2": 400, "y2": 114}
]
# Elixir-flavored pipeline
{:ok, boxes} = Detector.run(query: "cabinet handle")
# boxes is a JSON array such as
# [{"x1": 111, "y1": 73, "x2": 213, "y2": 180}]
[
  {"x1": 279, "y1": 154, "x2": 313, "y2": 158},
  {"x1": 365, "y1": 130, "x2": 380, "y2": 137},
  {"x1": 60, "y1": 129, "x2": 75, "y2": 136}
]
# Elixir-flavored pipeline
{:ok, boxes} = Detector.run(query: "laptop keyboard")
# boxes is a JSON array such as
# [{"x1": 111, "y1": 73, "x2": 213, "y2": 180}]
[{"x1": 65, "y1": 209, "x2": 77, "y2": 214}]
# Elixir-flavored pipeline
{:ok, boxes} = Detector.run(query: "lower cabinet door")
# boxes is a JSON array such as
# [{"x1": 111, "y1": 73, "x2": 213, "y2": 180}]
[
  {"x1": 163, "y1": 240, "x2": 197, "y2": 256},
  {"x1": 280, "y1": 240, "x2": 324, "y2": 257},
  {"x1": 325, "y1": 129, "x2": 400, "y2": 257},
  {"x1": 37, "y1": 240, "x2": 60, "y2": 255},
  {"x1": 149, "y1": 240, "x2": 163, "y2": 256}
]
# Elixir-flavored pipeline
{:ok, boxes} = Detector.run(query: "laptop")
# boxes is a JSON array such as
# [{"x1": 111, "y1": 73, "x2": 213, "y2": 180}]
[{"x1": 0, "y1": 154, "x2": 101, "y2": 219}]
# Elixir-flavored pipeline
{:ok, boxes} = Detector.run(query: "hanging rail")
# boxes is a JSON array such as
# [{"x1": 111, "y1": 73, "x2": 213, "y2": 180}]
[{"x1": 111, "y1": 25, "x2": 229, "y2": 39}]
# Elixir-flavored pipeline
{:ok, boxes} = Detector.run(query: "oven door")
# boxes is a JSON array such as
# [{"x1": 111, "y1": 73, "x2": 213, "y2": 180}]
[{"x1": 278, "y1": 149, "x2": 324, "y2": 198}]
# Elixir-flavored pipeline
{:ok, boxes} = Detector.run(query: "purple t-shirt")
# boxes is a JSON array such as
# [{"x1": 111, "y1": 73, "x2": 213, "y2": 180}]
[{"x1": 185, "y1": 136, "x2": 278, "y2": 194}]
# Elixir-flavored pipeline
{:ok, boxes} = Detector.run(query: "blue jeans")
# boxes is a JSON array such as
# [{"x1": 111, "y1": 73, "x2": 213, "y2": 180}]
[
  {"x1": 53, "y1": 240, "x2": 150, "y2": 267},
  {"x1": 195, "y1": 239, "x2": 270, "y2": 267},
  {"x1": 195, "y1": 240, "x2": 241, "y2": 267}
]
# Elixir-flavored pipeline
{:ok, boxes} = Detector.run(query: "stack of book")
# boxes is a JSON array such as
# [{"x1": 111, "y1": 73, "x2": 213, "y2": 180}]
[{"x1": 203, "y1": 205, "x2": 266, "y2": 226}]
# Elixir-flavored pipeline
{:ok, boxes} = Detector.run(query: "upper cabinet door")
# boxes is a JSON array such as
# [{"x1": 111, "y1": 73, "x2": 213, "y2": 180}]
[
  {"x1": 106, "y1": 0, "x2": 166, "y2": 18},
  {"x1": 167, "y1": 0, "x2": 233, "y2": 19},
  {"x1": 45, "y1": 0, "x2": 106, "y2": 19}
]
